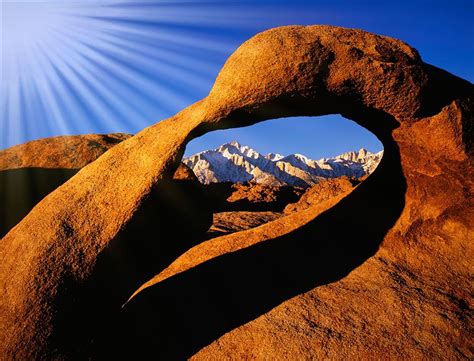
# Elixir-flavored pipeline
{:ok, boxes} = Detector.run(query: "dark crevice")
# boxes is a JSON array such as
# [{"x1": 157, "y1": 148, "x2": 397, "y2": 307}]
[
  {"x1": 97, "y1": 110, "x2": 405, "y2": 360},
  {"x1": 0, "y1": 168, "x2": 79, "y2": 238},
  {"x1": 1, "y1": 104, "x2": 400, "y2": 360}
]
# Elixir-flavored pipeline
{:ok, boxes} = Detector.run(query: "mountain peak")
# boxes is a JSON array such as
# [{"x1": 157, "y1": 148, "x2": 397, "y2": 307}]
[
  {"x1": 184, "y1": 142, "x2": 383, "y2": 187},
  {"x1": 293, "y1": 153, "x2": 309, "y2": 161}
]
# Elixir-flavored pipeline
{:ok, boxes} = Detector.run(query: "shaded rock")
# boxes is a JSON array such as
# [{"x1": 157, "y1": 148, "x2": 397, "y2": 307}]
[
  {"x1": 139, "y1": 194, "x2": 348, "y2": 287},
  {"x1": 0, "y1": 168, "x2": 79, "y2": 238},
  {"x1": 206, "y1": 211, "x2": 283, "y2": 239},
  {"x1": 0, "y1": 25, "x2": 472, "y2": 360},
  {"x1": 0, "y1": 134, "x2": 203, "y2": 238},
  {"x1": 202, "y1": 178, "x2": 358, "y2": 240},
  {"x1": 203, "y1": 181, "x2": 304, "y2": 212},
  {"x1": 283, "y1": 176, "x2": 359, "y2": 213},
  {"x1": 0, "y1": 134, "x2": 212, "y2": 358}
]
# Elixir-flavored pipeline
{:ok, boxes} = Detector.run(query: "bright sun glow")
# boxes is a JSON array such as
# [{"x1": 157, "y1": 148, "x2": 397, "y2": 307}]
[{"x1": 2, "y1": 1, "x2": 251, "y2": 148}]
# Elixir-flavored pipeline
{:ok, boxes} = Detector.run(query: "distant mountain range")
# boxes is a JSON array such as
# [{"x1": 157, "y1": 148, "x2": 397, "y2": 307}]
[{"x1": 183, "y1": 141, "x2": 383, "y2": 187}]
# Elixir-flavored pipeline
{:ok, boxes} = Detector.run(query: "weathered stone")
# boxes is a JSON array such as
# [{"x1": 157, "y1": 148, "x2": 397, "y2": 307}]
[
  {"x1": 0, "y1": 133, "x2": 131, "y2": 170},
  {"x1": 283, "y1": 177, "x2": 358, "y2": 213}
]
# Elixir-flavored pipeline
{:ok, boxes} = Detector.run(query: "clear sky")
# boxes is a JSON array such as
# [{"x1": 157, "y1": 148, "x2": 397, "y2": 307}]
[{"x1": 2, "y1": 0, "x2": 473, "y2": 159}]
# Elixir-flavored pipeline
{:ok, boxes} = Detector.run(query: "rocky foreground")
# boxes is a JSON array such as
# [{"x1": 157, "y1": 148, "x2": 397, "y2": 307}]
[{"x1": 0, "y1": 25, "x2": 473, "y2": 360}]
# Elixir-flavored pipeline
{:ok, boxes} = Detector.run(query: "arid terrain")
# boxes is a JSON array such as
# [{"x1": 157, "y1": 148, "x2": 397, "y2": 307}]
[{"x1": 0, "y1": 25, "x2": 473, "y2": 360}]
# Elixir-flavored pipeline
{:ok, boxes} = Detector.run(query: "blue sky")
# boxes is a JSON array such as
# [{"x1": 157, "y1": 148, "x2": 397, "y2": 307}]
[{"x1": 2, "y1": 0, "x2": 473, "y2": 159}]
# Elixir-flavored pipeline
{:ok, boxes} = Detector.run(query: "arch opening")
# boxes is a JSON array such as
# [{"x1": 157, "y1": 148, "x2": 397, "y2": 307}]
[
  {"x1": 119, "y1": 105, "x2": 407, "y2": 360},
  {"x1": 182, "y1": 113, "x2": 384, "y2": 239}
]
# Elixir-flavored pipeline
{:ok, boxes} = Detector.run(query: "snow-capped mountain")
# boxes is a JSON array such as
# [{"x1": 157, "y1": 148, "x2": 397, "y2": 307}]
[{"x1": 183, "y1": 141, "x2": 383, "y2": 187}]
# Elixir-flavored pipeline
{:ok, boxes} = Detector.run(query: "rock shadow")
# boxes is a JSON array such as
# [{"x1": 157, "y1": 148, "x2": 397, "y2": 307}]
[
  {"x1": 0, "y1": 168, "x2": 79, "y2": 238},
  {"x1": 203, "y1": 182, "x2": 303, "y2": 212},
  {"x1": 0, "y1": 167, "x2": 212, "y2": 358},
  {"x1": 105, "y1": 114, "x2": 406, "y2": 359},
  {"x1": 47, "y1": 172, "x2": 213, "y2": 358}
]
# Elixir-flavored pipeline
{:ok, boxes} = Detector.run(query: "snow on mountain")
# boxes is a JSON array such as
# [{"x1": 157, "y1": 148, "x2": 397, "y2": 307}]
[
  {"x1": 183, "y1": 141, "x2": 383, "y2": 187},
  {"x1": 265, "y1": 153, "x2": 284, "y2": 162}
]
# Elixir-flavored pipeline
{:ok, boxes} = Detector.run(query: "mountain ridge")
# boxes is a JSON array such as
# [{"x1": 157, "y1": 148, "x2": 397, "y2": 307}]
[{"x1": 184, "y1": 141, "x2": 383, "y2": 187}]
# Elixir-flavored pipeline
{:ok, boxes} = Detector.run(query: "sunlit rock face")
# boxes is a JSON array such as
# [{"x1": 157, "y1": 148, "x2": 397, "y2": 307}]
[
  {"x1": 0, "y1": 25, "x2": 472, "y2": 360},
  {"x1": 0, "y1": 133, "x2": 132, "y2": 170},
  {"x1": 184, "y1": 141, "x2": 382, "y2": 186},
  {"x1": 283, "y1": 176, "x2": 358, "y2": 214}
]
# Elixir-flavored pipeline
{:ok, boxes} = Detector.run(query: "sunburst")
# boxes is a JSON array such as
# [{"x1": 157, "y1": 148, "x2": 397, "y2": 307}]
[
  {"x1": 2, "y1": 1, "x2": 318, "y2": 149},
  {"x1": 3, "y1": 1, "x2": 383, "y2": 157}
]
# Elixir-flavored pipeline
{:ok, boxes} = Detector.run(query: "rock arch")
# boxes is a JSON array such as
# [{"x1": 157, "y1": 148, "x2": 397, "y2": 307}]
[{"x1": 0, "y1": 25, "x2": 472, "y2": 359}]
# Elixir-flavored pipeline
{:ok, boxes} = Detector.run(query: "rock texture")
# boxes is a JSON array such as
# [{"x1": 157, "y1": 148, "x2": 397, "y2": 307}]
[
  {"x1": 284, "y1": 176, "x2": 359, "y2": 213},
  {"x1": 0, "y1": 133, "x2": 131, "y2": 170},
  {"x1": 203, "y1": 178, "x2": 360, "y2": 239},
  {"x1": 0, "y1": 25, "x2": 473, "y2": 360},
  {"x1": 0, "y1": 134, "x2": 203, "y2": 238},
  {"x1": 206, "y1": 211, "x2": 283, "y2": 239},
  {"x1": 203, "y1": 181, "x2": 304, "y2": 213},
  {"x1": 184, "y1": 141, "x2": 382, "y2": 186}
]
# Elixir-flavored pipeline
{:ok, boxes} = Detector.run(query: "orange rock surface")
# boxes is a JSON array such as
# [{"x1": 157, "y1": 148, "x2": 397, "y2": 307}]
[
  {"x1": 0, "y1": 25, "x2": 473, "y2": 359},
  {"x1": 206, "y1": 211, "x2": 283, "y2": 239},
  {"x1": 284, "y1": 177, "x2": 357, "y2": 213},
  {"x1": 0, "y1": 133, "x2": 131, "y2": 170}
]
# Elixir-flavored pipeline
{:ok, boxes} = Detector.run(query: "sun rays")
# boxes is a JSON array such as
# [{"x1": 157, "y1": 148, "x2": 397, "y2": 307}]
[{"x1": 3, "y1": 1, "x2": 302, "y2": 149}]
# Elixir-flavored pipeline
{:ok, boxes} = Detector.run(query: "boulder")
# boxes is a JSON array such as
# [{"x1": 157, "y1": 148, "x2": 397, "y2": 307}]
[
  {"x1": 202, "y1": 181, "x2": 304, "y2": 212},
  {"x1": 283, "y1": 177, "x2": 358, "y2": 213},
  {"x1": 206, "y1": 211, "x2": 283, "y2": 239}
]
